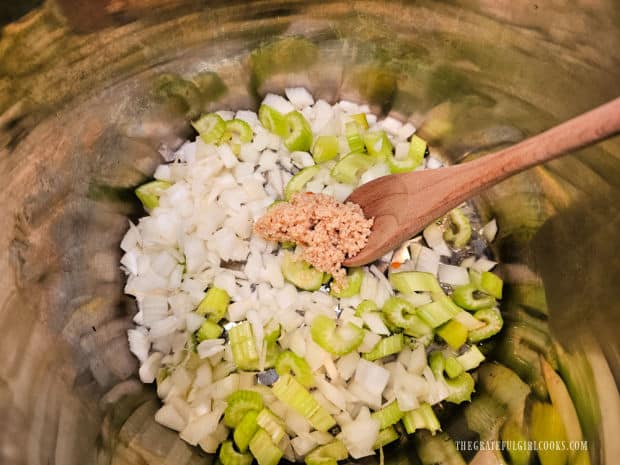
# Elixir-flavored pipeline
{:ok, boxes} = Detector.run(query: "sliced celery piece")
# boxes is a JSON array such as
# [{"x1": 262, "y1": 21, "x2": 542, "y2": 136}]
[
  {"x1": 219, "y1": 440, "x2": 253, "y2": 465},
  {"x1": 196, "y1": 287, "x2": 231, "y2": 322},
  {"x1": 363, "y1": 333, "x2": 404, "y2": 361},
  {"x1": 224, "y1": 390, "x2": 264, "y2": 427},
  {"x1": 356, "y1": 299, "x2": 378, "y2": 316},
  {"x1": 436, "y1": 319, "x2": 468, "y2": 350},
  {"x1": 443, "y1": 208, "x2": 471, "y2": 248},
  {"x1": 284, "y1": 165, "x2": 320, "y2": 200},
  {"x1": 330, "y1": 152, "x2": 376, "y2": 184},
  {"x1": 312, "y1": 135, "x2": 339, "y2": 163},
  {"x1": 444, "y1": 356, "x2": 465, "y2": 378},
  {"x1": 305, "y1": 440, "x2": 348, "y2": 465},
  {"x1": 249, "y1": 428, "x2": 283, "y2": 465},
  {"x1": 196, "y1": 320, "x2": 224, "y2": 342},
  {"x1": 223, "y1": 118, "x2": 254, "y2": 153},
  {"x1": 345, "y1": 121, "x2": 365, "y2": 153},
  {"x1": 330, "y1": 267, "x2": 363, "y2": 297},
  {"x1": 429, "y1": 352, "x2": 475, "y2": 404},
  {"x1": 351, "y1": 113, "x2": 369, "y2": 130},
  {"x1": 310, "y1": 315, "x2": 364, "y2": 355},
  {"x1": 371, "y1": 400, "x2": 404, "y2": 429},
  {"x1": 417, "y1": 301, "x2": 456, "y2": 329},
  {"x1": 373, "y1": 426, "x2": 399, "y2": 449},
  {"x1": 402, "y1": 403, "x2": 441, "y2": 435},
  {"x1": 135, "y1": 180, "x2": 172, "y2": 211},
  {"x1": 455, "y1": 346, "x2": 485, "y2": 371},
  {"x1": 284, "y1": 111, "x2": 313, "y2": 152},
  {"x1": 234, "y1": 410, "x2": 260, "y2": 452},
  {"x1": 275, "y1": 350, "x2": 314, "y2": 388},
  {"x1": 530, "y1": 402, "x2": 568, "y2": 465},
  {"x1": 192, "y1": 113, "x2": 226, "y2": 143},
  {"x1": 363, "y1": 131, "x2": 393, "y2": 160},
  {"x1": 382, "y1": 297, "x2": 432, "y2": 337},
  {"x1": 281, "y1": 250, "x2": 324, "y2": 291},
  {"x1": 271, "y1": 374, "x2": 336, "y2": 431},
  {"x1": 387, "y1": 134, "x2": 426, "y2": 173},
  {"x1": 256, "y1": 408, "x2": 286, "y2": 444},
  {"x1": 229, "y1": 321, "x2": 260, "y2": 370},
  {"x1": 468, "y1": 307, "x2": 503, "y2": 342},
  {"x1": 479, "y1": 271, "x2": 503, "y2": 299},
  {"x1": 389, "y1": 271, "x2": 442, "y2": 293},
  {"x1": 258, "y1": 104, "x2": 288, "y2": 138},
  {"x1": 451, "y1": 284, "x2": 496, "y2": 311}
]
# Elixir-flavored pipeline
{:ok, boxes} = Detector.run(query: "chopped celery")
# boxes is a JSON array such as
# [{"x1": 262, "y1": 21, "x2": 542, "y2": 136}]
[
  {"x1": 530, "y1": 402, "x2": 568, "y2": 465},
  {"x1": 501, "y1": 419, "x2": 531, "y2": 465},
  {"x1": 389, "y1": 271, "x2": 442, "y2": 293},
  {"x1": 192, "y1": 113, "x2": 226, "y2": 143},
  {"x1": 330, "y1": 152, "x2": 376, "y2": 184},
  {"x1": 345, "y1": 121, "x2": 365, "y2": 153},
  {"x1": 284, "y1": 111, "x2": 313, "y2": 152},
  {"x1": 373, "y1": 426, "x2": 399, "y2": 449},
  {"x1": 249, "y1": 428, "x2": 283, "y2": 465},
  {"x1": 275, "y1": 350, "x2": 314, "y2": 388},
  {"x1": 196, "y1": 320, "x2": 224, "y2": 342},
  {"x1": 468, "y1": 308, "x2": 503, "y2": 342},
  {"x1": 258, "y1": 104, "x2": 288, "y2": 137},
  {"x1": 229, "y1": 321, "x2": 259, "y2": 370},
  {"x1": 455, "y1": 346, "x2": 485, "y2": 371},
  {"x1": 451, "y1": 284, "x2": 496, "y2": 311},
  {"x1": 271, "y1": 374, "x2": 336, "y2": 431},
  {"x1": 382, "y1": 297, "x2": 432, "y2": 337},
  {"x1": 443, "y1": 208, "x2": 471, "y2": 248},
  {"x1": 417, "y1": 301, "x2": 457, "y2": 329},
  {"x1": 351, "y1": 113, "x2": 369, "y2": 130},
  {"x1": 305, "y1": 440, "x2": 348, "y2": 465},
  {"x1": 234, "y1": 410, "x2": 259, "y2": 452},
  {"x1": 196, "y1": 287, "x2": 230, "y2": 322},
  {"x1": 284, "y1": 166, "x2": 321, "y2": 200},
  {"x1": 223, "y1": 119, "x2": 254, "y2": 153},
  {"x1": 479, "y1": 271, "x2": 503, "y2": 299},
  {"x1": 224, "y1": 390, "x2": 264, "y2": 427},
  {"x1": 355, "y1": 299, "x2": 378, "y2": 316},
  {"x1": 256, "y1": 408, "x2": 286, "y2": 444},
  {"x1": 312, "y1": 135, "x2": 339, "y2": 163},
  {"x1": 436, "y1": 319, "x2": 468, "y2": 349},
  {"x1": 310, "y1": 315, "x2": 364, "y2": 355},
  {"x1": 402, "y1": 403, "x2": 441, "y2": 435},
  {"x1": 363, "y1": 333, "x2": 404, "y2": 361},
  {"x1": 281, "y1": 251, "x2": 324, "y2": 291},
  {"x1": 371, "y1": 400, "x2": 404, "y2": 429},
  {"x1": 430, "y1": 352, "x2": 475, "y2": 404},
  {"x1": 264, "y1": 338, "x2": 280, "y2": 369},
  {"x1": 219, "y1": 440, "x2": 253, "y2": 465},
  {"x1": 363, "y1": 131, "x2": 393, "y2": 160},
  {"x1": 444, "y1": 356, "x2": 465, "y2": 378},
  {"x1": 387, "y1": 134, "x2": 426, "y2": 173},
  {"x1": 135, "y1": 180, "x2": 172, "y2": 211},
  {"x1": 330, "y1": 267, "x2": 363, "y2": 297},
  {"x1": 264, "y1": 322, "x2": 281, "y2": 342}
]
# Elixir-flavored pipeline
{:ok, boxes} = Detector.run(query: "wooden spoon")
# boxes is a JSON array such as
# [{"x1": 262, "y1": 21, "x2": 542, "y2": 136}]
[{"x1": 344, "y1": 97, "x2": 620, "y2": 267}]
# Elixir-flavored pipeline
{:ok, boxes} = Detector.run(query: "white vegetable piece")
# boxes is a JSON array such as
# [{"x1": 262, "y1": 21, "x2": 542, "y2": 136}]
[
  {"x1": 438, "y1": 263, "x2": 470, "y2": 285},
  {"x1": 285, "y1": 87, "x2": 315, "y2": 108}
]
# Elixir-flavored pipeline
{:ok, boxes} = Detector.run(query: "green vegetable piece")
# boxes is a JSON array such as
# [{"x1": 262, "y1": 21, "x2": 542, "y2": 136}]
[
  {"x1": 330, "y1": 267, "x2": 363, "y2": 297},
  {"x1": 272, "y1": 374, "x2": 336, "y2": 431},
  {"x1": 501, "y1": 419, "x2": 531, "y2": 465},
  {"x1": 402, "y1": 403, "x2": 441, "y2": 435},
  {"x1": 135, "y1": 180, "x2": 172, "y2": 211},
  {"x1": 389, "y1": 271, "x2": 442, "y2": 293},
  {"x1": 373, "y1": 426, "x2": 399, "y2": 449},
  {"x1": 196, "y1": 320, "x2": 224, "y2": 342},
  {"x1": 311, "y1": 135, "x2": 339, "y2": 163},
  {"x1": 284, "y1": 111, "x2": 313, "y2": 152},
  {"x1": 305, "y1": 440, "x2": 348, "y2": 465},
  {"x1": 223, "y1": 118, "x2": 254, "y2": 153},
  {"x1": 229, "y1": 321, "x2": 260, "y2": 370},
  {"x1": 264, "y1": 322, "x2": 281, "y2": 342},
  {"x1": 284, "y1": 165, "x2": 321, "y2": 200},
  {"x1": 436, "y1": 319, "x2": 468, "y2": 350},
  {"x1": 468, "y1": 307, "x2": 503, "y2": 342},
  {"x1": 363, "y1": 131, "x2": 393, "y2": 160},
  {"x1": 310, "y1": 315, "x2": 364, "y2": 356},
  {"x1": 275, "y1": 350, "x2": 314, "y2": 387},
  {"x1": 371, "y1": 400, "x2": 403, "y2": 429},
  {"x1": 387, "y1": 134, "x2": 426, "y2": 173},
  {"x1": 330, "y1": 152, "x2": 376, "y2": 184},
  {"x1": 429, "y1": 352, "x2": 475, "y2": 404},
  {"x1": 256, "y1": 408, "x2": 286, "y2": 444},
  {"x1": 455, "y1": 346, "x2": 485, "y2": 371},
  {"x1": 443, "y1": 208, "x2": 471, "y2": 248},
  {"x1": 196, "y1": 287, "x2": 231, "y2": 322},
  {"x1": 351, "y1": 113, "x2": 369, "y2": 130},
  {"x1": 479, "y1": 271, "x2": 503, "y2": 299},
  {"x1": 281, "y1": 250, "x2": 324, "y2": 291},
  {"x1": 417, "y1": 300, "x2": 456, "y2": 329},
  {"x1": 219, "y1": 440, "x2": 253, "y2": 465},
  {"x1": 530, "y1": 402, "x2": 568, "y2": 465},
  {"x1": 444, "y1": 356, "x2": 465, "y2": 379},
  {"x1": 355, "y1": 299, "x2": 378, "y2": 316},
  {"x1": 192, "y1": 113, "x2": 226, "y2": 143},
  {"x1": 345, "y1": 121, "x2": 365, "y2": 153},
  {"x1": 264, "y1": 338, "x2": 280, "y2": 369},
  {"x1": 258, "y1": 104, "x2": 288, "y2": 137},
  {"x1": 249, "y1": 428, "x2": 283, "y2": 465},
  {"x1": 363, "y1": 333, "x2": 404, "y2": 361},
  {"x1": 451, "y1": 284, "x2": 496, "y2": 311},
  {"x1": 382, "y1": 297, "x2": 432, "y2": 337},
  {"x1": 234, "y1": 411, "x2": 260, "y2": 452},
  {"x1": 224, "y1": 390, "x2": 264, "y2": 427}
]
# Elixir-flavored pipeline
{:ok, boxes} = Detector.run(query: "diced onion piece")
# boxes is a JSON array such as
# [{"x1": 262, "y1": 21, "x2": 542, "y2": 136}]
[
  {"x1": 480, "y1": 219, "x2": 498, "y2": 242},
  {"x1": 438, "y1": 263, "x2": 470, "y2": 286}
]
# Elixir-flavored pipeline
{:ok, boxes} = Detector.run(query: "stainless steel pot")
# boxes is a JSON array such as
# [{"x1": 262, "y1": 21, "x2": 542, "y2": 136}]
[{"x1": 0, "y1": 1, "x2": 618, "y2": 464}]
